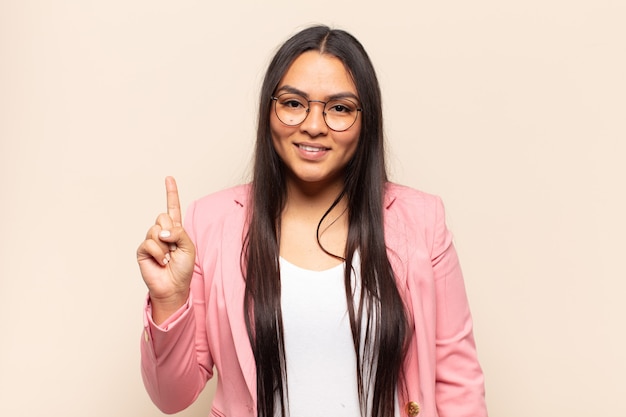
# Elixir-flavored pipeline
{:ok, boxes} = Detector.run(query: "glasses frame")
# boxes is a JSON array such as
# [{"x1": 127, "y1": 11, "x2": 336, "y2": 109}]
[{"x1": 270, "y1": 93, "x2": 362, "y2": 132}]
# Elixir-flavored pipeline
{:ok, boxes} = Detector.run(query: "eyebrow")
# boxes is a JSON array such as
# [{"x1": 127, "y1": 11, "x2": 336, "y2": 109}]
[{"x1": 275, "y1": 85, "x2": 361, "y2": 103}]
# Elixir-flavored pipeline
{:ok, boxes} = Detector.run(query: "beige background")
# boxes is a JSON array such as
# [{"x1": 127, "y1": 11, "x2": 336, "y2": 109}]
[{"x1": 1, "y1": 0, "x2": 625, "y2": 416}]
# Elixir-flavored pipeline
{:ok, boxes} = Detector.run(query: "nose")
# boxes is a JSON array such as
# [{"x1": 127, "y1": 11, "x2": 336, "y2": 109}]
[{"x1": 299, "y1": 101, "x2": 328, "y2": 136}]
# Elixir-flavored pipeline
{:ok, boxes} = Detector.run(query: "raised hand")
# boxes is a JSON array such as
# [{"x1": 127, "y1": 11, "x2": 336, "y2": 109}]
[{"x1": 137, "y1": 177, "x2": 196, "y2": 324}]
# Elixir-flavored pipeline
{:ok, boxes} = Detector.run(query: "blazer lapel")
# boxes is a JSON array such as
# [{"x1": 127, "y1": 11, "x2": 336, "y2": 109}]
[{"x1": 220, "y1": 190, "x2": 257, "y2": 402}]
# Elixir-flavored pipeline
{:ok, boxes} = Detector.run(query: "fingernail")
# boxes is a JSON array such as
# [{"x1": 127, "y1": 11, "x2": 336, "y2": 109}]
[
  {"x1": 165, "y1": 253, "x2": 171, "y2": 262},
  {"x1": 160, "y1": 230, "x2": 171, "y2": 238},
  {"x1": 163, "y1": 257, "x2": 169, "y2": 265},
  {"x1": 169, "y1": 244, "x2": 178, "y2": 251}
]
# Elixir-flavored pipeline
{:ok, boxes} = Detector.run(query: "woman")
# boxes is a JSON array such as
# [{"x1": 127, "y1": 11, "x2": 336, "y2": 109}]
[{"x1": 137, "y1": 25, "x2": 487, "y2": 417}]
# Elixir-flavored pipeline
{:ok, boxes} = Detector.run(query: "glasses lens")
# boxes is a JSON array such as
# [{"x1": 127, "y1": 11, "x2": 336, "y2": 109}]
[
  {"x1": 274, "y1": 94, "x2": 308, "y2": 126},
  {"x1": 324, "y1": 98, "x2": 359, "y2": 131}
]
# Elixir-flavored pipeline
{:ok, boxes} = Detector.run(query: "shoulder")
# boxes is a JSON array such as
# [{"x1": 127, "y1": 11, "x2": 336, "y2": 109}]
[
  {"x1": 383, "y1": 182, "x2": 449, "y2": 251},
  {"x1": 185, "y1": 184, "x2": 251, "y2": 229},
  {"x1": 384, "y1": 182, "x2": 443, "y2": 218},
  {"x1": 191, "y1": 183, "x2": 251, "y2": 211}
]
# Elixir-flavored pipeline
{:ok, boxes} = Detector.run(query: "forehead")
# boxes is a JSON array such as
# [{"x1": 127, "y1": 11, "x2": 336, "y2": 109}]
[{"x1": 277, "y1": 51, "x2": 357, "y2": 97}]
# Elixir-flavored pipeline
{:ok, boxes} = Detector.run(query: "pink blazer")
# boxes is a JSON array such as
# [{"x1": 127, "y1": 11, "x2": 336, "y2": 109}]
[{"x1": 141, "y1": 183, "x2": 487, "y2": 417}]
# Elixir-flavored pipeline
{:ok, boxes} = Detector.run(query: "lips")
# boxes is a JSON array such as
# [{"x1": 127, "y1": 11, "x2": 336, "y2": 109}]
[
  {"x1": 293, "y1": 142, "x2": 330, "y2": 161},
  {"x1": 297, "y1": 144, "x2": 329, "y2": 152}
]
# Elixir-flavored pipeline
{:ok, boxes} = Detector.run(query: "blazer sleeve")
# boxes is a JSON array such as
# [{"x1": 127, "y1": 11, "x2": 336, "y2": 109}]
[
  {"x1": 430, "y1": 197, "x2": 488, "y2": 417},
  {"x1": 140, "y1": 200, "x2": 214, "y2": 414}
]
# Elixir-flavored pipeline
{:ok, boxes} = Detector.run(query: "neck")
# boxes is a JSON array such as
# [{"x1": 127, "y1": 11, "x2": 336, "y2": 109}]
[
  {"x1": 279, "y1": 175, "x2": 350, "y2": 269},
  {"x1": 283, "y1": 176, "x2": 346, "y2": 219}
]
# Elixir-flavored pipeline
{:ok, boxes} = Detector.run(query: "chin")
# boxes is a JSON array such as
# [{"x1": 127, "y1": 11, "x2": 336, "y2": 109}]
[{"x1": 290, "y1": 170, "x2": 344, "y2": 189}]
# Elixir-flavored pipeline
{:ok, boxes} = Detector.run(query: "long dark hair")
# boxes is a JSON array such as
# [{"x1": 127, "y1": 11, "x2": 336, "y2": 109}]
[{"x1": 243, "y1": 25, "x2": 408, "y2": 417}]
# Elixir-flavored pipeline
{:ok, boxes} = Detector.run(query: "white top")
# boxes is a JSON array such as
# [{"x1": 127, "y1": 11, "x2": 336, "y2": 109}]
[{"x1": 280, "y1": 254, "x2": 400, "y2": 417}]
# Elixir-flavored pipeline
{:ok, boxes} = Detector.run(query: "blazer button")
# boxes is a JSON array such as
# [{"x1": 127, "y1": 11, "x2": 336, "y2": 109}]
[{"x1": 406, "y1": 401, "x2": 420, "y2": 416}]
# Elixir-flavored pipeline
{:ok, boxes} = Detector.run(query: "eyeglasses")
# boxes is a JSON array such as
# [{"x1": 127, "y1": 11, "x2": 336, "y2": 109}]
[{"x1": 271, "y1": 93, "x2": 362, "y2": 132}]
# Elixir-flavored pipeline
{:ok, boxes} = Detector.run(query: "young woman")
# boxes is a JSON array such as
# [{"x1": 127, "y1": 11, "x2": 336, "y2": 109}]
[{"x1": 137, "y1": 25, "x2": 487, "y2": 417}]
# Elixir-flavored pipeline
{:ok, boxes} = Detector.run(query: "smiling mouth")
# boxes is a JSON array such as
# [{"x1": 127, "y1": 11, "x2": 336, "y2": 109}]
[{"x1": 297, "y1": 144, "x2": 329, "y2": 152}]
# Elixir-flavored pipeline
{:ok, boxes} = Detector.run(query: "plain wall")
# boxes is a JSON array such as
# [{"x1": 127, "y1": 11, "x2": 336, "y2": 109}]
[{"x1": 1, "y1": 1, "x2": 625, "y2": 416}]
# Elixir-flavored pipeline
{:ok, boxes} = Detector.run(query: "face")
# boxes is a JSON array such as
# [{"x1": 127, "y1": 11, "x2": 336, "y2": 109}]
[{"x1": 270, "y1": 51, "x2": 361, "y2": 192}]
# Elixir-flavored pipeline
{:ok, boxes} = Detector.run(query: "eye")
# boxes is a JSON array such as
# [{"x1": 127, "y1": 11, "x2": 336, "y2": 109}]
[
  {"x1": 327, "y1": 100, "x2": 357, "y2": 114},
  {"x1": 278, "y1": 94, "x2": 307, "y2": 110},
  {"x1": 331, "y1": 104, "x2": 350, "y2": 113},
  {"x1": 284, "y1": 100, "x2": 303, "y2": 109}
]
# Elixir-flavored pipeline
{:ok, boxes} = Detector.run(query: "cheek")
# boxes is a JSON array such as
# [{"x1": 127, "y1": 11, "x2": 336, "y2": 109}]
[
  {"x1": 269, "y1": 110, "x2": 280, "y2": 131},
  {"x1": 270, "y1": 113, "x2": 293, "y2": 144},
  {"x1": 269, "y1": 117, "x2": 284, "y2": 150},
  {"x1": 269, "y1": 118, "x2": 295, "y2": 162},
  {"x1": 343, "y1": 128, "x2": 361, "y2": 158}
]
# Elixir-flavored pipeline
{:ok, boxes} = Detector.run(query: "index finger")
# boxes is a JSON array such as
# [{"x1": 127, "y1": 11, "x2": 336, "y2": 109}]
[{"x1": 165, "y1": 176, "x2": 182, "y2": 226}]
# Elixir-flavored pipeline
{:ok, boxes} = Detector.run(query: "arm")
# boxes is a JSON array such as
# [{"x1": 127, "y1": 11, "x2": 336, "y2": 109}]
[
  {"x1": 137, "y1": 178, "x2": 213, "y2": 413},
  {"x1": 431, "y1": 197, "x2": 488, "y2": 417},
  {"x1": 140, "y1": 269, "x2": 214, "y2": 413}
]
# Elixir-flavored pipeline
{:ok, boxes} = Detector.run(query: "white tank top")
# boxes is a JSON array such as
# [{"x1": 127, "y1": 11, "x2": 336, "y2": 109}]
[{"x1": 280, "y1": 253, "x2": 400, "y2": 417}]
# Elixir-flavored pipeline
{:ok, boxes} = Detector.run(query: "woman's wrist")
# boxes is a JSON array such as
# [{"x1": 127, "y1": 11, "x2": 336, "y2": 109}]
[{"x1": 149, "y1": 290, "x2": 190, "y2": 325}]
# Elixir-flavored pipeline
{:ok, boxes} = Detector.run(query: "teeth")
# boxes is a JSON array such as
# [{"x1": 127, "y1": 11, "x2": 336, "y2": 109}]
[{"x1": 298, "y1": 144, "x2": 325, "y2": 152}]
